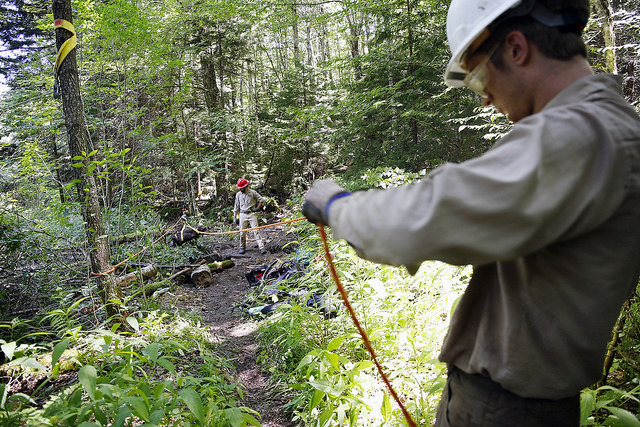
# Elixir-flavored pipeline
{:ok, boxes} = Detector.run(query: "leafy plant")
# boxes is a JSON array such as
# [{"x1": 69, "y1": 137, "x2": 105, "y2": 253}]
[{"x1": 581, "y1": 384, "x2": 640, "y2": 426}]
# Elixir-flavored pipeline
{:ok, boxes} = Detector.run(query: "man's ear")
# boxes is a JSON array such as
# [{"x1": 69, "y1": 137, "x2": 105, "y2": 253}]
[{"x1": 504, "y1": 30, "x2": 530, "y2": 66}]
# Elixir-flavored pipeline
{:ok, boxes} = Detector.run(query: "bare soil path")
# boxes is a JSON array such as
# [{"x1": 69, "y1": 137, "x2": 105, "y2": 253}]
[{"x1": 158, "y1": 223, "x2": 298, "y2": 427}]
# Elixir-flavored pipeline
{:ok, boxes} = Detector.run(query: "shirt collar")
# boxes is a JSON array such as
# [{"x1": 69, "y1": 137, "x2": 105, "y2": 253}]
[{"x1": 543, "y1": 74, "x2": 623, "y2": 112}]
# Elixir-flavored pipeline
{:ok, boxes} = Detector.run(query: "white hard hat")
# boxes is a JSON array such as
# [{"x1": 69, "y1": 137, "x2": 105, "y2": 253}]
[
  {"x1": 444, "y1": 0, "x2": 525, "y2": 87},
  {"x1": 444, "y1": 0, "x2": 588, "y2": 87}
]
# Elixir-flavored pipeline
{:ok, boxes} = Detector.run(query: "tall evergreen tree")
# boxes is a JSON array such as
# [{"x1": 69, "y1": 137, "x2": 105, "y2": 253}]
[{"x1": 0, "y1": 0, "x2": 49, "y2": 79}]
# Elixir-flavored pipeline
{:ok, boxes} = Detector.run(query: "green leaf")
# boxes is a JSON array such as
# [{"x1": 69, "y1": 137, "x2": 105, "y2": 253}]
[
  {"x1": 224, "y1": 407, "x2": 244, "y2": 427},
  {"x1": 580, "y1": 389, "x2": 596, "y2": 426},
  {"x1": 1, "y1": 341, "x2": 16, "y2": 361},
  {"x1": 150, "y1": 408, "x2": 165, "y2": 424},
  {"x1": 78, "y1": 365, "x2": 98, "y2": 400},
  {"x1": 126, "y1": 316, "x2": 140, "y2": 332},
  {"x1": 319, "y1": 406, "x2": 334, "y2": 427},
  {"x1": 145, "y1": 342, "x2": 159, "y2": 363},
  {"x1": 51, "y1": 339, "x2": 70, "y2": 368},
  {"x1": 114, "y1": 406, "x2": 132, "y2": 427},
  {"x1": 157, "y1": 357, "x2": 176, "y2": 372},
  {"x1": 126, "y1": 396, "x2": 150, "y2": 422},
  {"x1": 603, "y1": 406, "x2": 640, "y2": 427},
  {"x1": 72, "y1": 162, "x2": 85, "y2": 168},
  {"x1": 323, "y1": 352, "x2": 340, "y2": 370},
  {"x1": 0, "y1": 383, "x2": 7, "y2": 410},
  {"x1": 310, "y1": 389, "x2": 325, "y2": 411},
  {"x1": 296, "y1": 354, "x2": 316, "y2": 370},
  {"x1": 179, "y1": 387, "x2": 204, "y2": 423},
  {"x1": 17, "y1": 357, "x2": 47, "y2": 372},
  {"x1": 381, "y1": 393, "x2": 392, "y2": 422},
  {"x1": 326, "y1": 336, "x2": 346, "y2": 351},
  {"x1": 93, "y1": 405, "x2": 108, "y2": 425},
  {"x1": 242, "y1": 412, "x2": 261, "y2": 426},
  {"x1": 308, "y1": 378, "x2": 333, "y2": 393}
]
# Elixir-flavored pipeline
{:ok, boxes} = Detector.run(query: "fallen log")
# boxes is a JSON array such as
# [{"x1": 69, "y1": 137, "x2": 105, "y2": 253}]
[
  {"x1": 208, "y1": 259, "x2": 234, "y2": 272},
  {"x1": 143, "y1": 266, "x2": 190, "y2": 296},
  {"x1": 191, "y1": 264, "x2": 212, "y2": 287},
  {"x1": 140, "y1": 260, "x2": 235, "y2": 296},
  {"x1": 143, "y1": 279, "x2": 171, "y2": 296},
  {"x1": 116, "y1": 264, "x2": 158, "y2": 288}
]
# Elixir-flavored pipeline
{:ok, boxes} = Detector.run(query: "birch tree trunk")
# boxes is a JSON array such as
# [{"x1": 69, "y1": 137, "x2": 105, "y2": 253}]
[{"x1": 52, "y1": 0, "x2": 123, "y2": 321}]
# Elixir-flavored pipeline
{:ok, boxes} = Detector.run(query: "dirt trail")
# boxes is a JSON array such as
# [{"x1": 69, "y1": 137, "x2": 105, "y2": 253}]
[{"x1": 159, "y1": 224, "x2": 297, "y2": 427}]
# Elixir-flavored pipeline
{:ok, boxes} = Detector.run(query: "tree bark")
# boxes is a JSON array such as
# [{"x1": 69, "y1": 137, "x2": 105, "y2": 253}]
[
  {"x1": 593, "y1": 0, "x2": 617, "y2": 74},
  {"x1": 53, "y1": 0, "x2": 122, "y2": 321},
  {"x1": 191, "y1": 264, "x2": 213, "y2": 287}
]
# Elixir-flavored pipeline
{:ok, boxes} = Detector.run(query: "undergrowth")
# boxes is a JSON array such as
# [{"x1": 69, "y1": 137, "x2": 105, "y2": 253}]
[{"x1": 0, "y1": 310, "x2": 259, "y2": 426}]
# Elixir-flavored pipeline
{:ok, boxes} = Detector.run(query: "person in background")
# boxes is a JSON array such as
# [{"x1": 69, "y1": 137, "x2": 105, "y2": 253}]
[
  {"x1": 303, "y1": 0, "x2": 640, "y2": 425},
  {"x1": 233, "y1": 178, "x2": 266, "y2": 255}
]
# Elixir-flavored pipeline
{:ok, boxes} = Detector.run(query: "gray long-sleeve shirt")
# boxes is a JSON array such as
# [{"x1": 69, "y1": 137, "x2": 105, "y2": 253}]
[
  {"x1": 234, "y1": 189, "x2": 263, "y2": 214},
  {"x1": 328, "y1": 74, "x2": 640, "y2": 399}
]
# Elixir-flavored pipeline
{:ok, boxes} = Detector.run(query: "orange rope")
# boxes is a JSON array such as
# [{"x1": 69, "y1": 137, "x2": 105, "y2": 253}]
[
  {"x1": 92, "y1": 217, "x2": 307, "y2": 276},
  {"x1": 318, "y1": 224, "x2": 416, "y2": 427},
  {"x1": 197, "y1": 216, "x2": 306, "y2": 235}
]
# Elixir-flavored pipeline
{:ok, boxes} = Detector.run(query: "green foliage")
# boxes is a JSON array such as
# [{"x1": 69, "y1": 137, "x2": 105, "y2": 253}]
[
  {"x1": 255, "y1": 227, "x2": 467, "y2": 426},
  {"x1": 1, "y1": 311, "x2": 258, "y2": 426},
  {"x1": 581, "y1": 384, "x2": 640, "y2": 426}
]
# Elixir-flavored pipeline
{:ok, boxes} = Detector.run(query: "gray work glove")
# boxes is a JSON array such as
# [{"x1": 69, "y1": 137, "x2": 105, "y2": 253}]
[
  {"x1": 250, "y1": 206, "x2": 259, "y2": 213},
  {"x1": 302, "y1": 180, "x2": 351, "y2": 226}
]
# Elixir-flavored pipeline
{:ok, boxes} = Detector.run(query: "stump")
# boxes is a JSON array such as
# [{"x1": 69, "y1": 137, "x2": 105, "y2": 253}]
[{"x1": 191, "y1": 264, "x2": 213, "y2": 287}]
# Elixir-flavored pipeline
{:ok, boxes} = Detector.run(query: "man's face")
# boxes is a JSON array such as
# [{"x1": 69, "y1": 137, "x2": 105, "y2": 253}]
[
  {"x1": 465, "y1": 45, "x2": 531, "y2": 123},
  {"x1": 240, "y1": 187, "x2": 247, "y2": 193}
]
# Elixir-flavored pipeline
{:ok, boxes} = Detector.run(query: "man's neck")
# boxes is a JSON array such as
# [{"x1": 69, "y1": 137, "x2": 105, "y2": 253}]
[{"x1": 532, "y1": 56, "x2": 593, "y2": 114}]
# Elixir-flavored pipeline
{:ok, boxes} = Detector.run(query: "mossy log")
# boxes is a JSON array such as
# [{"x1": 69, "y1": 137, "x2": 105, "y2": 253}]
[
  {"x1": 143, "y1": 266, "x2": 190, "y2": 296},
  {"x1": 143, "y1": 279, "x2": 172, "y2": 296},
  {"x1": 208, "y1": 259, "x2": 234, "y2": 272}
]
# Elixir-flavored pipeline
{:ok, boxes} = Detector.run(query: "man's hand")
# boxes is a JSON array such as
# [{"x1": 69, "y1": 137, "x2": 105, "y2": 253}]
[
  {"x1": 302, "y1": 180, "x2": 351, "y2": 226},
  {"x1": 250, "y1": 206, "x2": 259, "y2": 213}
]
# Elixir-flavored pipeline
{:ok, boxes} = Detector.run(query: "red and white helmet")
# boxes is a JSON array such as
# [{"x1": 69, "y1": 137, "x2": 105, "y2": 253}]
[{"x1": 236, "y1": 178, "x2": 249, "y2": 189}]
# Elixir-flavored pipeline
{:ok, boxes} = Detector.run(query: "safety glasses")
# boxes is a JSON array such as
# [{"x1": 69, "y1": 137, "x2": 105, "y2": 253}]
[{"x1": 463, "y1": 43, "x2": 500, "y2": 98}]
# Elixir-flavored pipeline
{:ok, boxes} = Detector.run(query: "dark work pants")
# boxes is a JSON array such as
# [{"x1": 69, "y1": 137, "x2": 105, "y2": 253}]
[{"x1": 434, "y1": 367, "x2": 580, "y2": 427}]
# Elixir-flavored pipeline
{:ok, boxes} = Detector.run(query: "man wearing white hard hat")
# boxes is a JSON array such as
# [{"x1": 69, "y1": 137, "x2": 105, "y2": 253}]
[
  {"x1": 303, "y1": 0, "x2": 640, "y2": 424},
  {"x1": 233, "y1": 178, "x2": 266, "y2": 255}
]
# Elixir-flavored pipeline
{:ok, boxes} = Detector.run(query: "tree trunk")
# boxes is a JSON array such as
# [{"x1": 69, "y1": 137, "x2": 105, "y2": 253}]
[
  {"x1": 51, "y1": 127, "x2": 65, "y2": 204},
  {"x1": 346, "y1": 12, "x2": 362, "y2": 79},
  {"x1": 53, "y1": 0, "x2": 122, "y2": 321},
  {"x1": 202, "y1": 49, "x2": 220, "y2": 110},
  {"x1": 593, "y1": 0, "x2": 617, "y2": 74}
]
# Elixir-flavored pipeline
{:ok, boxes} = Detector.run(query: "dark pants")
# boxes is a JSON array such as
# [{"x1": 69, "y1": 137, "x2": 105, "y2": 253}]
[{"x1": 435, "y1": 367, "x2": 579, "y2": 427}]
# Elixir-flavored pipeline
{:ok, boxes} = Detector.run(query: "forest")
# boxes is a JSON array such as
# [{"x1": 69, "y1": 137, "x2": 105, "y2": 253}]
[{"x1": 1, "y1": 0, "x2": 640, "y2": 425}]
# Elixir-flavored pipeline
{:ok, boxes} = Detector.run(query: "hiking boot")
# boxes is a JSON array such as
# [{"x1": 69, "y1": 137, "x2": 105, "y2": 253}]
[
  {"x1": 260, "y1": 248, "x2": 267, "y2": 255},
  {"x1": 239, "y1": 248, "x2": 245, "y2": 254}
]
